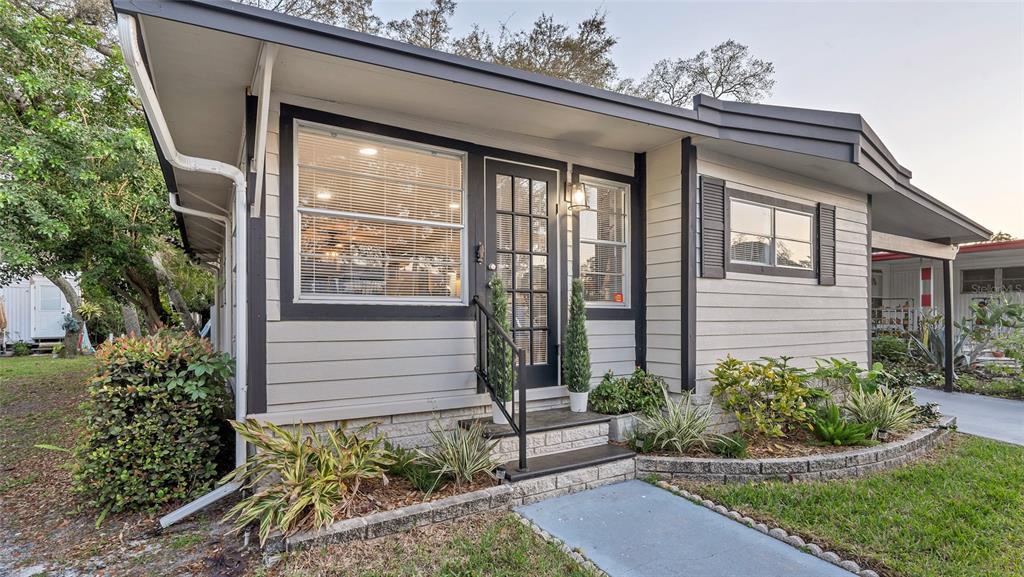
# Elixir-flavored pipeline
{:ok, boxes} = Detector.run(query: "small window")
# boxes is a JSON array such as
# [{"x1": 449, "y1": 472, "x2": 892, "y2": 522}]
[
  {"x1": 578, "y1": 176, "x2": 629, "y2": 306},
  {"x1": 961, "y1": 268, "x2": 997, "y2": 293},
  {"x1": 1001, "y1": 267, "x2": 1024, "y2": 292},
  {"x1": 729, "y1": 198, "x2": 814, "y2": 271},
  {"x1": 295, "y1": 122, "x2": 466, "y2": 304}
]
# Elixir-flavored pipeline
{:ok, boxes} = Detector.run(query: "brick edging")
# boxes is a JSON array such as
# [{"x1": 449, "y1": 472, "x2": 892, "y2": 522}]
[
  {"x1": 266, "y1": 457, "x2": 637, "y2": 553},
  {"x1": 636, "y1": 416, "x2": 956, "y2": 484}
]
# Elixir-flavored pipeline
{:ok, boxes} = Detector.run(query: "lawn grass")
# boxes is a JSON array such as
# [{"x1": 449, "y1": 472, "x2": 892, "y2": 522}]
[
  {"x1": 268, "y1": 513, "x2": 599, "y2": 577},
  {"x1": 691, "y1": 434, "x2": 1024, "y2": 577}
]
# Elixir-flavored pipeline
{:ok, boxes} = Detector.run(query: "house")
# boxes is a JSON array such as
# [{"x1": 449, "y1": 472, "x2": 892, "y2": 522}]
[
  {"x1": 872, "y1": 239, "x2": 1024, "y2": 334},
  {"x1": 111, "y1": 0, "x2": 990, "y2": 486},
  {"x1": 0, "y1": 274, "x2": 78, "y2": 351}
]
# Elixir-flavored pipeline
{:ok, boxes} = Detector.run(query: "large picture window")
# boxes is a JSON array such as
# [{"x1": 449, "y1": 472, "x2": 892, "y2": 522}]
[
  {"x1": 578, "y1": 176, "x2": 629, "y2": 306},
  {"x1": 294, "y1": 122, "x2": 466, "y2": 303},
  {"x1": 730, "y1": 197, "x2": 814, "y2": 272}
]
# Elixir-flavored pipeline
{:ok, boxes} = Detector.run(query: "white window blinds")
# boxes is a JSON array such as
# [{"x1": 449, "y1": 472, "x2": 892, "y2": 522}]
[
  {"x1": 579, "y1": 176, "x2": 629, "y2": 306},
  {"x1": 295, "y1": 123, "x2": 466, "y2": 303}
]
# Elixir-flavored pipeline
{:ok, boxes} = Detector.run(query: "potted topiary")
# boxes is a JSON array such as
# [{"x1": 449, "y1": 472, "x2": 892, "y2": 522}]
[
  {"x1": 564, "y1": 278, "x2": 592, "y2": 412},
  {"x1": 487, "y1": 276, "x2": 514, "y2": 424}
]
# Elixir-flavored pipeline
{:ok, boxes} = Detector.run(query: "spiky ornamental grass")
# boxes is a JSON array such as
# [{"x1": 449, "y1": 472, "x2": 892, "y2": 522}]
[
  {"x1": 419, "y1": 422, "x2": 499, "y2": 487},
  {"x1": 563, "y1": 278, "x2": 592, "y2": 393},
  {"x1": 487, "y1": 276, "x2": 513, "y2": 402}
]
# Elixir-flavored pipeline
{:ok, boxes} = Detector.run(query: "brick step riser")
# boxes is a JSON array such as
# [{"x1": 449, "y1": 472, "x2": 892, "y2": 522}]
[{"x1": 492, "y1": 422, "x2": 610, "y2": 464}]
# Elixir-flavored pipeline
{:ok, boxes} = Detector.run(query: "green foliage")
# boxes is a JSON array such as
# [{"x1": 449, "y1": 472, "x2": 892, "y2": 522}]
[
  {"x1": 877, "y1": 361, "x2": 943, "y2": 389},
  {"x1": 710, "y1": 434, "x2": 749, "y2": 459},
  {"x1": 844, "y1": 386, "x2": 918, "y2": 434},
  {"x1": 811, "y1": 358, "x2": 887, "y2": 394},
  {"x1": 562, "y1": 278, "x2": 591, "y2": 393},
  {"x1": 710, "y1": 356, "x2": 827, "y2": 438},
  {"x1": 486, "y1": 276, "x2": 513, "y2": 401},
  {"x1": 385, "y1": 441, "x2": 444, "y2": 494},
  {"x1": 872, "y1": 334, "x2": 909, "y2": 363},
  {"x1": 809, "y1": 403, "x2": 875, "y2": 446},
  {"x1": 909, "y1": 321, "x2": 969, "y2": 370},
  {"x1": 223, "y1": 420, "x2": 394, "y2": 545},
  {"x1": 417, "y1": 422, "x2": 498, "y2": 487},
  {"x1": 588, "y1": 368, "x2": 666, "y2": 416},
  {"x1": 994, "y1": 329, "x2": 1024, "y2": 363},
  {"x1": 11, "y1": 341, "x2": 30, "y2": 356},
  {"x1": 72, "y1": 332, "x2": 232, "y2": 515},
  {"x1": 633, "y1": 389, "x2": 719, "y2": 453}
]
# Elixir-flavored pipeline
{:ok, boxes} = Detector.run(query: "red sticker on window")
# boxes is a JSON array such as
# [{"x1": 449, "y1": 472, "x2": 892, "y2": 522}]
[{"x1": 613, "y1": 293, "x2": 624, "y2": 303}]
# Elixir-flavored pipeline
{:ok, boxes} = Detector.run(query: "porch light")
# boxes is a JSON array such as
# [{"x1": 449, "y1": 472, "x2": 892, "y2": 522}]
[
  {"x1": 358, "y1": 147, "x2": 378, "y2": 156},
  {"x1": 568, "y1": 182, "x2": 590, "y2": 211}
]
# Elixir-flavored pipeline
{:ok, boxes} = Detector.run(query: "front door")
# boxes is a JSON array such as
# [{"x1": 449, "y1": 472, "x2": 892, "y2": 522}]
[
  {"x1": 485, "y1": 160, "x2": 558, "y2": 387},
  {"x1": 32, "y1": 281, "x2": 66, "y2": 339}
]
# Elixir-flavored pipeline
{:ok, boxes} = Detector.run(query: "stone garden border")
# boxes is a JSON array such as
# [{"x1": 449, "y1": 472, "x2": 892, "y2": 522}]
[
  {"x1": 266, "y1": 456, "x2": 637, "y2": 554},
  {"x1": 637, "y1": 416, "x2": 956, "y2": 484},
  {"x1": 654, "y1": 480, "x2": 881, "y2": 577}
]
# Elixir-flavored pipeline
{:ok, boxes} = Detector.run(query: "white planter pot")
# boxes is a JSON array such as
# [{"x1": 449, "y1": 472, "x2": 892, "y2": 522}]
[
  {"x1": 491, "y1": 400, "x2": 512, "y2": 425},
  {"x1": 569, "y1": 391, "x2": 589, "y2": 413}
]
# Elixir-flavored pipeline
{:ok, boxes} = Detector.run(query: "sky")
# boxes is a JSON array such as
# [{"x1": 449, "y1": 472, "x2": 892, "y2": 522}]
[{"x1": 373, "y1": 0, "x2": 1024, "y2": 238}]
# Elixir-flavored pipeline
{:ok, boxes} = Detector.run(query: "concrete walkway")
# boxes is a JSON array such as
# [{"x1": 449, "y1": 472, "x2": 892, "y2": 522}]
[
  {"x1": 914, "y1": 387, "x2": 1024, "y2": 445},
  {"x1": 517, "y1": 480, "x2": 854, "y2": 577}
]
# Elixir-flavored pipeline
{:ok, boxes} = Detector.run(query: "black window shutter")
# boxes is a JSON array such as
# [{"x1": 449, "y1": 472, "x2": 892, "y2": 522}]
[
  {"x1": 700, "y1": 176, "x2": 727, "y2": 279},
  {"x1": 818, "y1": 203, "x2": 836, "y2": 286}
]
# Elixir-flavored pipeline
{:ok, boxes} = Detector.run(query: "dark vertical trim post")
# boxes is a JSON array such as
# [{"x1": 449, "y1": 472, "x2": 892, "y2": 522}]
[
  {"x1": 245, "y1": 94, "x2": 268, "y2": 415},
  {"x1": 943, "y1": 259, "x2": 954, "y2": 392},
  {"x1": 681, "y1": 138, "x2": 698, "y2": 391},
  {"x1": 634, "y1": 153, "x2": 647, "y2": 370}
]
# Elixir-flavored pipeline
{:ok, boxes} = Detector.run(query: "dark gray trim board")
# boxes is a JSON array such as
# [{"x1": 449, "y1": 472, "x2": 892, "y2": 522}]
[
  {"x1": 866, "y1": 194, "x2": 873, "y2": 363},
  {"x1": 681, "y1": 139, "x2": 697, "y2": 391},
  {"x1": 278, "y1": 103, "x2": 567, "y2": 322},
  {"x1": 633, "y1": 153, "x2": 647, "y2": 371},
  {"x1": 245, "y1": 94, "x2": 268, "y2": 415},
  {"x1": 725, "y1": 188, "x2": 819, "y2": 280},
  {"x1": 112, "y1": 0, "x2": 990, "y2": 242}
]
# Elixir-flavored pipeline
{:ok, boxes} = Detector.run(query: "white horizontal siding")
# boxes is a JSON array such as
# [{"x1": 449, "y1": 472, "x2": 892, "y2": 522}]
[
  {"x1": 694, "y1": 157, "x2": 870, "y2": 395},
  {"x1": 586, "y1": 319, "x2": 636, "y2": 383}
]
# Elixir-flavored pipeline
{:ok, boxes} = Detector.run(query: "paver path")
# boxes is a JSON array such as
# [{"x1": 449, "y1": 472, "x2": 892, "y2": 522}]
[
  {"x1": 914, "y1": 387, "x2": 1024, "y2": 445},
  {"x1": 517, "y1": 480, "x2": 855, "y2": 577}
]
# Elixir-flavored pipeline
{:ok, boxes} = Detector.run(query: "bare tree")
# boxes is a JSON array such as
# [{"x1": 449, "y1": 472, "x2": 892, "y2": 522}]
[
  {"x1": 453, "y1": 10, "x2": 619, "y2": 89},
  {"x1": 630, "y1": 40, "x2": 775, "y2": 107},
  {"x1": 386, "y1": 0, "x2": 455, "y2": 50}
]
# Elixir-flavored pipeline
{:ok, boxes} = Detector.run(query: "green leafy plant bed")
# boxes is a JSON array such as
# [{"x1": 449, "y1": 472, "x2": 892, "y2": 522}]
[{"x1": 684, "y1": 435, "x2": 1024, "y2": 577}]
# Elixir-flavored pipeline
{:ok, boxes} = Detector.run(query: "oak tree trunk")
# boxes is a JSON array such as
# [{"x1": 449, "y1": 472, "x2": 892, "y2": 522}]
[{"x1": 46, "y1": 274, "x2": 82, "y2": 357}]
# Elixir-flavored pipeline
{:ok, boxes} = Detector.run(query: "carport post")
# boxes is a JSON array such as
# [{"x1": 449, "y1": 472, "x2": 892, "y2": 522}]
[{"x1": 943, "y1": 259, "x2": 954, "y2": 392}]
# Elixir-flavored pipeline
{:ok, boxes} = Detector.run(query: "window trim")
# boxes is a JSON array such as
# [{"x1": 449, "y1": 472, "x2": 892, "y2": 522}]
[
  {"x1": 292, "y1": 119, "x2": 469, "y2": 306},
  {"x1": 577, "y1": 173, "x2": 630, "y2": 309},
  {"x1": 571, "y1": 165, "x2": 641, "y2": 322},
  {"x1": 960, "y1": 266, "x2": 999, "y2": 294},
  {"x1": 725, "y1": 188, "x2": 817, "y2": 279}
]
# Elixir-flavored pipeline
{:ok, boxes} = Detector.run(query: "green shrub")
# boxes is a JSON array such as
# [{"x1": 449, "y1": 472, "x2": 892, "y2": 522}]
[
  {"x1": 710, "y1": 434, "x2": 749, "y2": 459},
  {"x1": 809, "y1": 403, "x2": 875, "y2": 446},
  {"x1": 588, "y1": 368, "x2": 666, "y2": 416},
  {"x1": 563, "y1": 278, "x2": 591, "y2": 393},
  {"x1": 487, "y1": 276, "x2": 513, "y2": 402},
  {"x1": 418, "y1": 422, "x2": 498, "y2": 487},
  {"x1": 12, "y1": 341, "x2": 30, "y2": 356},
  {"x1": 877, "y1": 362, "x2": 942, "y2": 389},
  {"x1": 710, "y1": 356, "x2": 827, "y2": 438},
  {"x1": 385, "y1": 441, "x2": 445, "y2": 494},
  {"x1": 223, "y1": 420, "x2": 394, "y2": 545},
  {"x1": 872, "y1": 334, "x2": 909, "y2": 363},
  {"x1": 812, "y1": 358, "x2": 887, "y2": 394},
  {"x1": 844, "y1": 386, "x2": 918, "y2": 434},
  {"x1": 634, "y1": 389, "x2": 718, "y2": 453},
  {"x1": 72, "y1": 332, "x2": 232, "y2": 516}
]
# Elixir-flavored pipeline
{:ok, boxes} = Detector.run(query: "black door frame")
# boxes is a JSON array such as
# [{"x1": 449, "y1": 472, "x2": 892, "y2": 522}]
[{"x1": 484, "y1": 158, "x2": 560, "y2": 387}]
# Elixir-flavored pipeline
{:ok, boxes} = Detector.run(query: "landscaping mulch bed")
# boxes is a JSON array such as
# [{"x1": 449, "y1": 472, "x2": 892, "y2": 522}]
[{"x1": 348, "y1": 475, "x2": 497, "y2": 518}]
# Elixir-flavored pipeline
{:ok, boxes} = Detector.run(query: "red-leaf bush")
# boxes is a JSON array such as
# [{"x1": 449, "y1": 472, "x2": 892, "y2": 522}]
[{"x1": 72, "y1": 331, "x2": 233, "y2": 514}]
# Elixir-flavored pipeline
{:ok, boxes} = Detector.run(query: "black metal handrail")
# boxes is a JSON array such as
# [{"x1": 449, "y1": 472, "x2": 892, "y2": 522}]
[{"x1": 472, "y1": 295, "x2": 528, "y2": 472}]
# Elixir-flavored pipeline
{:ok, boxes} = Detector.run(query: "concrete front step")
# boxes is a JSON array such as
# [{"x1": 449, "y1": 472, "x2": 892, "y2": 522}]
[{"x1": 459, "y1": 408, "x2": 613, "y2": 464}]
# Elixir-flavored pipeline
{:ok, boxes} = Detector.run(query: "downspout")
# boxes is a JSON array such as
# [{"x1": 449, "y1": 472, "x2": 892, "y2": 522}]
[{"x1": 117, "y1": 13, "x2": 249, "y2": 527}]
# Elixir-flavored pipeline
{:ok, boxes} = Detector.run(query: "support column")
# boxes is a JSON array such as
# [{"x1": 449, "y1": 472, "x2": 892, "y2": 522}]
[{"x1": 943, "y1": 259, "x2": 954, "y2": 392}]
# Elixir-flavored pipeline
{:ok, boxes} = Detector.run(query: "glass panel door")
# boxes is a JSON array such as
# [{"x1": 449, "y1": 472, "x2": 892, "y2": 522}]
[{"x1": 486, "y1": 160, "x2": 558, "y2": 387}]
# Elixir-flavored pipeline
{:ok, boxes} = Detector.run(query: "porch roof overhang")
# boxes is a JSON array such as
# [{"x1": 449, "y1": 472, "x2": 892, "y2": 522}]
[{"x1": 112, "y1": 0, "x2": 991, "y2": 256}]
